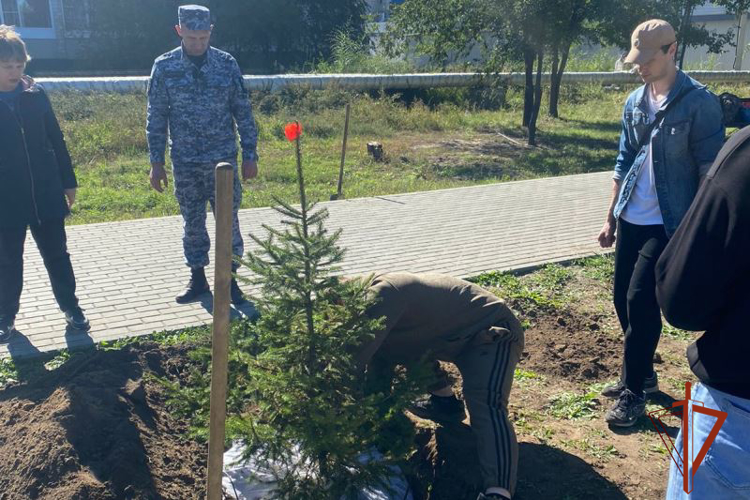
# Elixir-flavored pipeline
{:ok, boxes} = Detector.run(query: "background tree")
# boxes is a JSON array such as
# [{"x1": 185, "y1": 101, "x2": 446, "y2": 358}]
[
  {"x1": 209, "y1": 0, "x2": 367, "y2": 72},
  {"x1": 546, "y1": 0, "x2": 607, "y2": 118},
  {"x1": 593, "y1": 0, "x2": 733, "y2": 69},
  {"x1": 84, "y1": 0, "x2": 367, "y2": 73},
  {"x1": 387, "y1": 0, "x2": 580, "y2": 144},
  {"x1": 513, "y1": 0, "x2": 548, "y2": 144},
  {"x1": 383, "y1": 0, "x2": 490, "y2": 69},
  {"x1": 86, "y1": 0, "x2": 178, "y2": 71},
  {"x1": 714, "y1": 0, "x2": 750, "y2": 69}
]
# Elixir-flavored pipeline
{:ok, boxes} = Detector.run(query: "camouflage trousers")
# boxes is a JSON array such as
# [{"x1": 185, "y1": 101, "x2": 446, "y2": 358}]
[{"x1": 173, "y1": 159, "x2": 244, "y2": 270}]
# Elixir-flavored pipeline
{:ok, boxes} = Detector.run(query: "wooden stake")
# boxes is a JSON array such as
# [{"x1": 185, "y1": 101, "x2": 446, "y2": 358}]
[
  {"x1": 206, "y1": 162, "x2": 234, "y2": 500},
  {"x1": 332, "y1": 103, "x2": 351, "y2": 200}
]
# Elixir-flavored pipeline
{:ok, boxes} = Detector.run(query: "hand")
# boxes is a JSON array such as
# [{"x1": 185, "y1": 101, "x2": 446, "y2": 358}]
[
  {"x1": 150, "y1": 163, "x2": 168, "y2": 192},
  {"x1": 431, "y1": 386, "x2": 454, "y2": 397},
  {"x1": 598, "y1": 220, "x2": 617, "y2": 248},
  {"x1": 241, "y1": 160, "x2": 258, "y2": 181},
  {"x1": 64, "y1": 188, "x2": 76, "y2": 209}
]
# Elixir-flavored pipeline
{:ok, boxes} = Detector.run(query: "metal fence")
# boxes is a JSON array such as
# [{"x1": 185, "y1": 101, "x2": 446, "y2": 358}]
[{"x1": 35, "y1": 71, "x2": 750, "y2": 93}]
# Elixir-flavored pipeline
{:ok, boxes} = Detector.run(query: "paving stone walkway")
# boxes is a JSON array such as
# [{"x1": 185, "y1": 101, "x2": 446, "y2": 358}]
[{"x1": 2, "y1": 171, "x2": 613, "y2": 358}]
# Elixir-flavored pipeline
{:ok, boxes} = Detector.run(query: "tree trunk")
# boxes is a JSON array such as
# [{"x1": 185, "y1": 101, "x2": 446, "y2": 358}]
[
  {"x1": 523, "y1": 47, "x2": 535, "y2": 127},
  {"x1": 677, "y1": 1, "x2": 695, "y2": 68},
  {"x1": 549, "y1": 40, "x2": 571, "y2": 118},
  {"x1": 549, "y1": 43, "x2": 560, "y2": 118},
  {"x1": 558, "y1": 42, "x2": 570, "y2": 81},
  {"x1": 678, "y1": 43, "x2": 687, "y2": 68},
  {"x1": 528, "y1": 50, "x2": 544, "y2": 147},
  {"x1": 734, "y1": 11, "x2": 748, "y2": 70}
]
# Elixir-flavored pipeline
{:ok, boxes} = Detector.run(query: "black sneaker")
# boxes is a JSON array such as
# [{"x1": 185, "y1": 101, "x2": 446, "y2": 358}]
[
  {"x1": 64, "y1": 307, "x2": 91, "y2": 332},
  {"x1": 409, "y1": 394, "x2": 465, "y2": 421},
  {"x1": 230, "y1": 278, "x2": 247, "y2": 305},
  {"x1": 605, "y1": 389, "x2": 646, "y2": 427},
  {"x1": 477, "y1": 493, "x2": 511, "y2": 500},
  {"x1": 176, "y1": 267, "x2": 210, "y2": 304},
  {"x1": 601, "y1": 372, "x2": 659, "y2": 399},
  {"x1": 0, "y1": 318, "x2": 16, "y2": 343}
]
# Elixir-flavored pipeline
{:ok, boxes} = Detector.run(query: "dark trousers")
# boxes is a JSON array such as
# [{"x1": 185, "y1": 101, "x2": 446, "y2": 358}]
[
  {"x1": 613, "y1": 219, "x2": 669, "y2": 395},
  {"x1": 455, "y1": 324, "x2": 523, "y2": 494},
  {"x1": 368, "y1": 322, "x2": 524, "y2": 494},
  {"x1": 0, "y1": 219, "x2": 79, "y2": 320}
]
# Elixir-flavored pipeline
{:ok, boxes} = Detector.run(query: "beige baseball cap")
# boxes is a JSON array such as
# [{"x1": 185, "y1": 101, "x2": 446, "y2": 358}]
[{"x1": 624, "y1": 19, "x2": 676, "y2": 65}]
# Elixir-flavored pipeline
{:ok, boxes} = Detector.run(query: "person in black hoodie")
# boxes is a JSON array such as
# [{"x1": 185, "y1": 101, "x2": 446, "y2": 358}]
[
  {"x1": 656, "y1": 126, "x2": 750, "y2": 498},
  {"x1": 0, "y1": 25, "x2": 89, "y2": 343}
]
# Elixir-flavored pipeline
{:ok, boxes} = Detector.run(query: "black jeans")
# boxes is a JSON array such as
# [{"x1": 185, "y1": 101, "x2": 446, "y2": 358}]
[
  {"x1": 613, "y1": 219, "x2": 669, "y2": 395},
  {"x1": 0, "y1": 219, "x2": 79, "y2": 321}
]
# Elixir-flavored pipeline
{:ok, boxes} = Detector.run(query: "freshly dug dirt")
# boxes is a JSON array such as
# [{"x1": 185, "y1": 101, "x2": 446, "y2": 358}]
[
  {"x1": 521, "y1": 312, "x2": 622, "y2": 383},
  {"x1": 0, "y1": 343, "x2": 207, "y2": 500}
]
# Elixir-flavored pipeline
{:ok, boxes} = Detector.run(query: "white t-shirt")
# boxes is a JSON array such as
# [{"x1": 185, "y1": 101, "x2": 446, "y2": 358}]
[{"x1": 621, "y1": 88, "x2": 667, "y2": 226}]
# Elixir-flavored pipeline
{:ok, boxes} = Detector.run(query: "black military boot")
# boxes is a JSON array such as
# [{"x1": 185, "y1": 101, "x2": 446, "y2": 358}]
[
  {"x1": 230, "y1": 278, "x2": 247, "y2": 305},
  {"x1": 176, "y1": 267, "x2": 211, "y2": 304}
]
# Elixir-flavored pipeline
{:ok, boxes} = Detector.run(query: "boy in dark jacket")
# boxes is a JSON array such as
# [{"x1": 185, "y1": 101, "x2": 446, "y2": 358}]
[
  {"x1": 358, "y1": 272, "x2": 524, "y2": 500},
  {"x1": 0, "y1": 25, "x2": 89, "y2": 343}
]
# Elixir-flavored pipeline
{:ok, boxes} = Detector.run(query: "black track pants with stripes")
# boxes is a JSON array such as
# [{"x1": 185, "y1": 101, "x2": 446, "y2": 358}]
[{"x1": 455, "y1": 324, "x2": 524, "y2": 494}]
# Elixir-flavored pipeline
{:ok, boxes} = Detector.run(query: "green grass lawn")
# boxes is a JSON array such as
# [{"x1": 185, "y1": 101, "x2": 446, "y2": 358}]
[{"x1": 53, "y1": 82, "x2": 750, "y2": 225}]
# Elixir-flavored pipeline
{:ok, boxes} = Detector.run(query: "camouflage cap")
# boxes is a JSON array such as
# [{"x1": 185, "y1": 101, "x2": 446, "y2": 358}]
[{"x1": 178, "y1": 4, "x2": 211, "y2": 31}]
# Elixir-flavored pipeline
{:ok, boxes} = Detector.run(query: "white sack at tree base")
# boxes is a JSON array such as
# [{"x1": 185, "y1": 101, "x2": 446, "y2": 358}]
[{"x1": 222, "y1": 442, "x2": 414, "y2": 500}]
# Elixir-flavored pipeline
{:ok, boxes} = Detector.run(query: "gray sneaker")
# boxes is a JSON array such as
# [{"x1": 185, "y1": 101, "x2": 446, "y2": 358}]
[
  {"x1": 605, "y1": 389, "x2": 646, "y2": 427},
  {"x1": 601, "y1": 372, "x2": 659, "y2": 399}
]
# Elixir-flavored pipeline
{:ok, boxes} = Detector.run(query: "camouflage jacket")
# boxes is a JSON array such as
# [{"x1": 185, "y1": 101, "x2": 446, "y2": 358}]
[{"x1": 146, "y1": 46, "x2": 258, "y2": 165}]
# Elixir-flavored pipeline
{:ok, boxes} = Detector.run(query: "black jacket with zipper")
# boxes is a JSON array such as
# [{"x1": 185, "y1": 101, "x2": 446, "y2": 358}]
[
  {"x1": 0, "y1": 77, "x2": 76, "y2": 229},
  {"x1": 656, "y1": 125, "x2": 750, "y2": 400}
]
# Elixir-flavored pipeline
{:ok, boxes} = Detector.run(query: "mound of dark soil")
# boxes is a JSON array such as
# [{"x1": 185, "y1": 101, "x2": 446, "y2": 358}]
[
  {"x1": 408, "y1": 420, "x2": 483, "y2": 499},
  {"x1": 0, "y1": 343, "x2": 206, "y2": 500},
  {"x1": 521, "y1": 312, "x2": 621, "y2": 383}
]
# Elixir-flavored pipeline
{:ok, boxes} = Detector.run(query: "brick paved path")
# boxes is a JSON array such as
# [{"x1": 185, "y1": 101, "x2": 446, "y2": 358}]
[{"x1": 2, "y1": 172, "x2": 613, "y2": 358}]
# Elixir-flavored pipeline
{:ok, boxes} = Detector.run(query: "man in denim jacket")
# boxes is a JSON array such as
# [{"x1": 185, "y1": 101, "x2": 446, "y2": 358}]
[{"x1": 597, "y1": 19, "x2": 724, "y2": 427}]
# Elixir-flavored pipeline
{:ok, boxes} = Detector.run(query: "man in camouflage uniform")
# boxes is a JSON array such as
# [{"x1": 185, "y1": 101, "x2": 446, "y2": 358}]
[{"x1": 146, "y1": 4, "x2": 258, "y2": 304}]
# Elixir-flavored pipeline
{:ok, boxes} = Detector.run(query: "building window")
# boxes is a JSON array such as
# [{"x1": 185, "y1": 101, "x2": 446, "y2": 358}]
[
  {"x1": 1, "y1": 0, "x2": 51, "y2": 28},
  {"x1": 63, "y1": 0, "x2": 88, "y2": 30},
  {"x1": 1, "y1": 0, "x2": 21, "y2": 26},
  {"x1": 20, "y1": 0, "x2": 51, "y2": 27}
]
